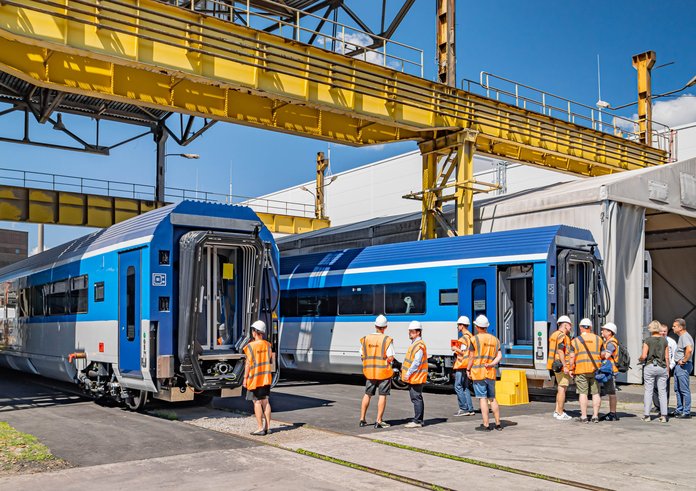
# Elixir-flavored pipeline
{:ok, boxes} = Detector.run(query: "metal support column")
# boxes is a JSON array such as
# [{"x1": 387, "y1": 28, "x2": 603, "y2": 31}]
[
  {"x1": 436, "y1": 0, "x2": 456, "y2": 86},
  {"x1": 632, "y1": 50, "x2": 656, "y2": 146},
  {"x1": 420, "y1": 152, "x2": 439, "y2": 239},
  {"x1": 315, "y1": 151, "x2": 329, "y2": 220},
  {"x1": 455, "y1": 132, "x2": 476, "y2": 236},
  {"x1": 154, "y1": 124, "x2": 168, "y2": 203}
]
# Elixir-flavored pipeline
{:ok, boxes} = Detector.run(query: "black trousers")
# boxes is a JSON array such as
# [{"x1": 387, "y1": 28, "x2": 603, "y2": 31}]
[
  {"x1": 409, "y1": 384, "x2": 424, "y2": 423},
  {"x1": 653, "y1": 370, "x2": 672, "y2": 409}
]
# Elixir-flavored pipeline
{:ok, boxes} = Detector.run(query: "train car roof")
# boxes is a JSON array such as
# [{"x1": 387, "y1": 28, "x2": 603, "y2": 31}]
[
  {"x1": 280, "y1": 225, "x2": 594, "y2": 276},
  {"x1": 0, "y1": 201, "x2": 263, "y2": 280}
]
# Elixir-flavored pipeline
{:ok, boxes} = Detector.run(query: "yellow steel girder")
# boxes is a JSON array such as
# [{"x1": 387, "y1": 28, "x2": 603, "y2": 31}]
[
  {"x1": 0, "y1": 0, "x2": 667, "y2": 177},
  {"x1": 0, "y1": 184, "x2": 329, "y2": 233}
]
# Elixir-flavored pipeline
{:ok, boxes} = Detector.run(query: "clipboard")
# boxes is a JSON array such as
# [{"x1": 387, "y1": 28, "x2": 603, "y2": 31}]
[{"x1": 450, "y1": 339, "x2": 462, "y2": 349}]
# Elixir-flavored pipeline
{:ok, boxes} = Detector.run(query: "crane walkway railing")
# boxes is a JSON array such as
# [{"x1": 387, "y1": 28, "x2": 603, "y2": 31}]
[{"x1": 0, "y1": 167, "x2": 314, "y2": 218}]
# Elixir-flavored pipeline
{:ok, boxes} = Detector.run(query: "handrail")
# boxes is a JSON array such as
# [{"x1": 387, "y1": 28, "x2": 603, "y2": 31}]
[
  {"x1": 163, "y1": 0, "x2": 423, "y2": 76},
  {"x1": 0, "y1": 167, "x2": 315, "y2": 218},
  {"x1": 467, "y1": 72, "x2": 673, "y2": 154}
]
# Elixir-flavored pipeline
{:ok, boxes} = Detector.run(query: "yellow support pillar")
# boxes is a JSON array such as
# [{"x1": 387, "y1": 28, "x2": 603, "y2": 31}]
[
  {"x1": 421, "y1": 152, "x2": 439, "y2": 240},
  {"x1": 455, "y1": 131, "x2": 477, "y2": 236},
  {"x1": 632, "y1": 50, "x2": 656, "y2": 146}
]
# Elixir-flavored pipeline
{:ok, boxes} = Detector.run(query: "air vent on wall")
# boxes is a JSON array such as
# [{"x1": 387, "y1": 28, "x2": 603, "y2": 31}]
[{"x1": 648, "y1": 180, "x2": 669, "y2": 203}]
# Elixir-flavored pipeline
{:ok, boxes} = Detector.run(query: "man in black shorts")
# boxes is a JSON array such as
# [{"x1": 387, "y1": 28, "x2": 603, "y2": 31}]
[{"x1": 359, "y1": 315, "x2": 395, "y2": 428}]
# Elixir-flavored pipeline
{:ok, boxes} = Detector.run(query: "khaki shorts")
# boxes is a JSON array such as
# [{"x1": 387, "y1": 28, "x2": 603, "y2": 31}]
[
  {"x1": 575, "y1": 373, "x2": 599, "y2": 396},
  {"x1": 555, "y1": 371, "x2": 571, "y2": 388}
]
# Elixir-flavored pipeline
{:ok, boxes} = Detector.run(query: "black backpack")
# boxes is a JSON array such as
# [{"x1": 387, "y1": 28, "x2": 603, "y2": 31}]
[{"x1": 616, "y1": 344, "x2": 631, "y2": 373}]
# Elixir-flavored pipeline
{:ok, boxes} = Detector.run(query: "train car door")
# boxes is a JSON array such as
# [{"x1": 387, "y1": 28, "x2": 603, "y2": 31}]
[
  {"x1": 458, "y1": 267, "x2": 497, "y2": 337},
  {"x1": 557, "y1": 249, "x2": 603, "y2": 335},
  {"x1": 118, "y1": 249, "x2": 142, "y2": 378}
]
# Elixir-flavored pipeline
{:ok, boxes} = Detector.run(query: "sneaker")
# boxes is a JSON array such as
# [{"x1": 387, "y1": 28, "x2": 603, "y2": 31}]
[
  {"x1": 477, "y1": 424, "x2": 492, "y2": 432},
  {"x1": 641, "y1": 415, "x2": 651, "y2": 422},
  {"x1": 495, "y1": 424, "x2": 503, "y2": 431},
  {"x1": 559, "y1": 412, "x2": 572, "y2": 421},
  {"x1": 454, "y1": 409, "x2": 468, "y2": 417},
  {"x1": 374, "y1": 421, "x2": 391, "y2": 429},
  {"x1": 658, "y1": 416, "x2": 668, "y2": 423},
  {"x1": 682, "y1": 413, "x2": 692, "y2": 419},
  {"x1": 359, "y1": 420, "x2": 368, "y2": 427},
  {"x1": 465, "y1": 411, "x2": 476, "y2": 416},
  {"x1": 591, "y1": 417, "x2": 600, "y2": 424},
  {"x1": 250, "y1": 429, "x2": 267, "y2": 436},
  {"x1": 602, "y1": 412, "x2": 619, "y2": 422},
  {"x1": 553, "y1": 411, "x2": 562, "y2": 420},
  {"x1": 404, "y1": 421, "x2": 424, "y2": 428},
  {"x1": 578, "y1": 417, "x2": 589, "y2": 423}
]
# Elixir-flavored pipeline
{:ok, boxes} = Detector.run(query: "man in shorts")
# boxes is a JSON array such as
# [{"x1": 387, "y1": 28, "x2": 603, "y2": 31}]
[
  {"x1": 548, "y1": 315, "x2": 573, "y2": 420},
  {"x1": 243, "y1": 320, "x2": 275, "y2": 436},
  {"x1": 467, "y1": 315, "x2": 503, "y2": 431},
  {"x1": 570, "y1": 318, "x2": 603, "y2": 423},
  {"x1": 600, "y1": 322, "x2": 620, "y2": 421},
  {"x1": 359, "y1": 314, "x2": 395, "y2": 429}
]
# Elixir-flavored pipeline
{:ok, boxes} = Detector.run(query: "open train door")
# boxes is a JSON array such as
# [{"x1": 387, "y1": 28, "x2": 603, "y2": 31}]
[
  {"x1": 118, "y1": 248, "x2": 143, "y2": 380},
  {"x1": 458, "y1": 267, "x2": 498, "y2": 337}
]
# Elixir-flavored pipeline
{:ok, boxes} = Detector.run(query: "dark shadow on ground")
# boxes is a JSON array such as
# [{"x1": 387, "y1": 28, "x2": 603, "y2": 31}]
[
  {"x1": 214, "y1": 391, "x2": 335, "y2": 414},
  {"x1": 0, "y1": 368, "x2": 88, "y2": 413}
]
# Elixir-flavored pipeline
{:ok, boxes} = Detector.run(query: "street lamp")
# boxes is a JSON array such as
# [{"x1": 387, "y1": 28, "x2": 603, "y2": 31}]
[{"x1": 165, "y1": 153, "x2": 200, "y2": 159}]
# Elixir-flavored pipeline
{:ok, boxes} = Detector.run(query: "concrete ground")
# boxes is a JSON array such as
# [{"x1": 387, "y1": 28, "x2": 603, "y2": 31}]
[{"x1": 2, "y1": 369, "x2": 696, "y2": 490}]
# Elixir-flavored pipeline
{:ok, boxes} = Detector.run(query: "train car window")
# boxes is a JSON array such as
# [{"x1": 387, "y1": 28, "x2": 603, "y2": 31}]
[
  {"x1": 126, "y1": 266, "x2": 136, "y2": 341},
  {"x1": 294, "y1": 288, "x2": 337, "y2": 316},
  {"x1": 338, "y1": 286, "x2": 374, "y2": 315},
  {"x1": 47, "y1": 280, "x2": 68, "y2": 316},
  {"x1": 471, "y1": 279, "x2": 487, "y2": 319},
  {"x1": 94, "y1": 282, "x2": 105, "y2": 302},
  {"x1": 385, "y1": 283, "x2": 425, "y2": 314},
  {"x1": 18, "y1": 288, "x2": 30, "y2": 317},
  {"x1": 69, "y1": 275, "x2": 88, "y2": 314},
  {"x1": 159, "y1": 250, "x2": 170, "y2": 265},
  {"x1": 279, "y1": 291, "x2": 298, "y2": 317},
  {"x1": 31, "y1": 285, "x2": 46, "y2": 316},
  {"x1": 439, "y1": 289, "x2": 458, "y2": 305}
]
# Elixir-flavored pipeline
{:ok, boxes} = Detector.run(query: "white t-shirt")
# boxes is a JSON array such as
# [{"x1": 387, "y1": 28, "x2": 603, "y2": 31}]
[{"x1": 667, "y1": 336, "x2": 678, "y2": 370}]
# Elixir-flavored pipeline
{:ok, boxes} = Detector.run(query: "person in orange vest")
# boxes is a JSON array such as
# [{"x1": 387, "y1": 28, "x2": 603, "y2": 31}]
[
  {"x1": 599, "y1": 322, "x2": 620, "y2": 421},
  {"x1": 569, "y1": 318, "x2": 603, "y2": 423},
  {"x1": 452, "y1": 316, "x2": 475, "y2": 417},
  {"x1": 402, "y1": 320, "x2": 428, "y2": 428},
  {"x1": 359, "y1": 314, "x2": 395, "y2": 429},
  {"x1": 467, "y1": 315, "x2": 503, "y2": 431},
  {"x1": 548, "y1": 315, "x2": 573, "y2": 421},
  {"x1": 243, "y1": 320, "x2": 275, "y2": 436}
]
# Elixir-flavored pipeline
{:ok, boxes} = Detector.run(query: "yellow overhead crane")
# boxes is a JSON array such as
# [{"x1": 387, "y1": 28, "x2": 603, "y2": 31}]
[{"x1": 0, "y1": 0, "x2": 668, "y2": 238}]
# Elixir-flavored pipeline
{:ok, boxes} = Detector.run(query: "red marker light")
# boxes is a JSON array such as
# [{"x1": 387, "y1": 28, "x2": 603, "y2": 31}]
[{"x1": 99, "y1": 342, "x2": 104, "y2": 353}]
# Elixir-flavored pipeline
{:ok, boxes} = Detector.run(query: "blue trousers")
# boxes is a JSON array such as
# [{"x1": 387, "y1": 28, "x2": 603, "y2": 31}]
[
  {"x1": 409, "y1": 384, "x2": 424, "y2": 424},
  {"x1": 453, "y1": 369, "x2": 474, "y2": 411},
  {"x1": 674, "y1": 361, "x2": 693, "y2": 415}
]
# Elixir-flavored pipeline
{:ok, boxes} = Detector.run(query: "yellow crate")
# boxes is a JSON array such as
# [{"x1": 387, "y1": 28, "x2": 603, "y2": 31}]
[{"x1": 495, "y1": 369, "x2": 529, "y2": 406}]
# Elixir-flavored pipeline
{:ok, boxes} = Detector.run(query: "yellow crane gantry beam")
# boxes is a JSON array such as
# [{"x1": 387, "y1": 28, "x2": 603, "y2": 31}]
[
  {"x1": 0, "y1": 1, "x2": 668, "y2": 237},
  {"x1": 0, "y1": 184, "x2": 329, "y2": 234}
]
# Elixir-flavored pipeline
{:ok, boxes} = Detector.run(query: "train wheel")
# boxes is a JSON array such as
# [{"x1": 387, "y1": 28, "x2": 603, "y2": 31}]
[
  {"x1": 124, "y1": 390, "x2": 148, "y2": 411},
  {"x1": 391, "y1": 372, "x2": 408, "y2": 390}
]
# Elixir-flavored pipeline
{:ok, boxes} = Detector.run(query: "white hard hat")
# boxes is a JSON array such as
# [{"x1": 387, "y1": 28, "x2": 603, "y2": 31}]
[
  {"x1": 579, "y1": 318, "x2": 593, "y2": 328},
  {"x1": 375, "y1": 314, "x2": 388, "y2": 328},
  {"x1": 408, "y1": 320, "x2": 422, "y2": 331},
  {"x1": 251, "y1": 320, "x2": 266, "y2": 333},
  {"x1": 557, "y1": 315, "x2": 572, "y2": 325},
  {"x1": 601, "y1": 322, "x2": 617, "y2": 335},
  {"x1": 474, "y1": 315, "x2": 490, "y2": 328},
  {"x1": 457, "y1": 316, "x2": 470, "y2": 325}
]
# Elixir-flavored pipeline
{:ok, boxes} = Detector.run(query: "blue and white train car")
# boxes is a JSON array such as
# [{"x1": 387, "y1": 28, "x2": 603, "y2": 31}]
[
  {"x1": 278, "y1": 225, "x2": 607, "y2": 385},
  {"x1": 0, "y1": 201, "x2": 279, "y2": 409}
]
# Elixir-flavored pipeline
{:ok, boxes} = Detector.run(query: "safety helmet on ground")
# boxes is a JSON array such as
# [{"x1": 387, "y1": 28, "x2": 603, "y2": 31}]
[
  {"x1": 557, "y1": 315, "x2": 572, "y2": 325},
  {"x1": 251, "y1": 320, "x2": 267, "y2": 333},
  {"x1": 375, "y1": 314, "x2": 388, "y2": 328},
  {"x1": 474, "y1": 315, "x2": 490, "y2": 329},
  {"x1": 579, "y1": 318, "x2": 593, "y2": 328},
  {"x1": 457, "y1": 316, "x2": 470, "y2": 326},
  {"x1": 601, "y1": 322, "x2": 617, "y2": 335},
  {"x1": 408, "y1": 320, "x2": 422, "y2": 331}
]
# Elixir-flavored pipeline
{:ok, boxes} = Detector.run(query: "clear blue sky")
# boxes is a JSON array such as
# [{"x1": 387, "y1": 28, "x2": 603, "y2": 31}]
[{"x1": 3, "y1": 0, "x2": 696, "y2": 251}]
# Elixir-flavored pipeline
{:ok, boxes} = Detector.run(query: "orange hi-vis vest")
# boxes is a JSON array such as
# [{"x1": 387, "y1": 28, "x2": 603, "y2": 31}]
[
  {"x1": 453, "y1": 330, "x2": 474, "y2": 370},
  {"x1": 603, "y1": 336, "x2": 620, "y2": 373},
  {"x1": 401, "y1": 339, "x2": 428, "y2": 385},
  {"x1": 360, "y1": 333, "x2": 394, "y2": 381},
  {"x1": 243, "y1": 339, "x2": 273, "y2": 390},
  {"x1": 547, "y1": 329, "x2": 571, "y2": 370},
  {"x1": 470, "y1": 333, "x2": 500, "y2": 381},
  {"x1": 571, "y1": 332, "x2": 603, "y2": 375}
]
